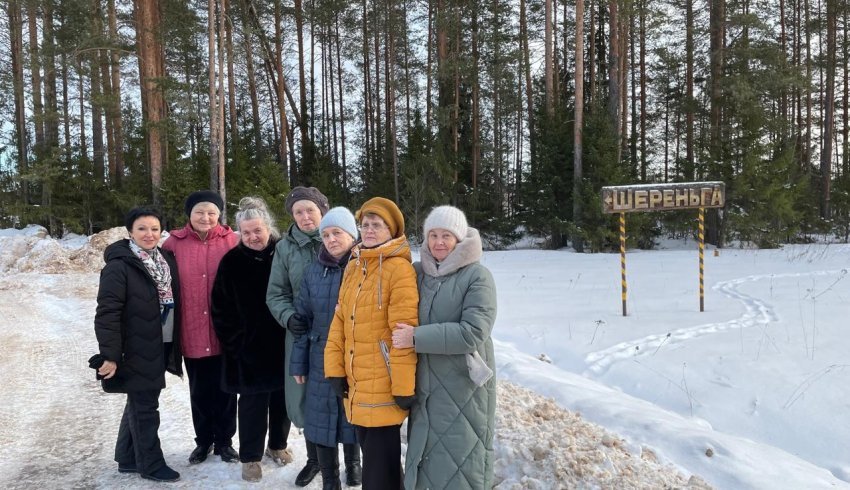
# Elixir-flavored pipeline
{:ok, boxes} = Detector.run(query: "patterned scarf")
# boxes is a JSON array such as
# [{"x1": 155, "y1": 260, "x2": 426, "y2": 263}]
[{"x1": 128, "y1": 240, "x2": 175, "y2": 306}]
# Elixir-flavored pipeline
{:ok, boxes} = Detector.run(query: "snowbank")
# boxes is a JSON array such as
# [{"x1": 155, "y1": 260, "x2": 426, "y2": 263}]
[
  {"x1": 0, "y1": 226, "x2": 127, "y2": 274},
  {"x1": 493, "y1": 381, "x2": 710, "y2": 489}
]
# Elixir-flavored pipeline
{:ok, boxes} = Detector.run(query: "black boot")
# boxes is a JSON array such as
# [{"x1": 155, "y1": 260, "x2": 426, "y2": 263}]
[
  {"x1": 214, "y1": 444, "x2": 239, "y2": 463},
  {"x1": 295, "y1": 439, "x2": 320, "y2": 486},
  {"x1": 188, "y1": 444, "x2": 212, "y2": 464},
  {"x1": 316, "y1": 444, "x2": 341, "y2": 490},
  {"x1": 343, "y1": 442, "x2": 362, "y2": 486},
  {"x1": 141, "y1": 464, "x2": 180, "y2": 482}
]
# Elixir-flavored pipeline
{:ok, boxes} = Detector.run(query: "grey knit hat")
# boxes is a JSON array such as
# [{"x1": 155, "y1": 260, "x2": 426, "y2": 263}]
[
  {"x1": 320, "y1": 207, "x2": 359, "y2": 240},
  {"x1": 423, "y1": 205, "x2": 469, "y2": 241},
  {"x1": 285, "y1": 186, "x2": 330, "y2": 216}
]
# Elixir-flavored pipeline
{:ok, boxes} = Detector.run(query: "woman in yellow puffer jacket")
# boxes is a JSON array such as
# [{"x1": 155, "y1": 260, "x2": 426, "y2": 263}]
[{"x1": 324, "y1": 196, "x2": 418, "y2": 490}]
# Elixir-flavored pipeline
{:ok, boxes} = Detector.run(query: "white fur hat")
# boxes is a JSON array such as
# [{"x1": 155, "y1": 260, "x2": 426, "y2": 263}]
[{"x1": 423, "y1": 205, "x2": 469, "y2": 241}]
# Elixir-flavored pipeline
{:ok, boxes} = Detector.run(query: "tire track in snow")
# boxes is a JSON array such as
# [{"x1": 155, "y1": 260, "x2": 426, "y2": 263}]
[{"x1": 583, "y1": 270, "x2": 844, "y2": 377}]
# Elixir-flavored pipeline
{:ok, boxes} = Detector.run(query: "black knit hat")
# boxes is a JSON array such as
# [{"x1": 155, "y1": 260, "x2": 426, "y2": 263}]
[
  {"x1": 285, "y1": 186, "x2": 330, "y2": 216},
  {"x1": 185, "y1": 190, "x2": 224, "y2": 216}
]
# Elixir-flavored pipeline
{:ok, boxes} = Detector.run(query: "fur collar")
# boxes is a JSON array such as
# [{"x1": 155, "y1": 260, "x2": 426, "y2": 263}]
[{"x1": 419, "y1": 228, "x2": 482, "y2": 277}]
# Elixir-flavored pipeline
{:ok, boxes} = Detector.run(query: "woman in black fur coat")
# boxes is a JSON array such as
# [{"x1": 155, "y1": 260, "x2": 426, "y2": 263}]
[{"x1": 211, "y1": 197, "x2": 287, "y2": 482}]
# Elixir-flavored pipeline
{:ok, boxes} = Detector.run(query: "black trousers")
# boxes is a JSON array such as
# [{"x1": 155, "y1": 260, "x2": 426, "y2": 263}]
[
  {"x1": 237, "y1": 388, "x2": 290, "y2": 462},
  {"x1": 114, "y1": 389, "x2": 165, "y2": 475},
  {"x1": 354, "y1": 425, "x2": 402, "y2": 490},
  {"x1": 184, "y1": 355, "x2": 237, "y2": 447}
]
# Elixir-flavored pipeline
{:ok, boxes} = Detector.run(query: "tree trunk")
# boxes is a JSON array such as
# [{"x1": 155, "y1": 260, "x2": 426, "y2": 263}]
[
  {"x1": 135, "y1": 0, "x2": 167, "y2": 203},
  {"x1": 804, "y1": 0, "x2": 812, "y2": 170},
  {"x1": 209, "y1": 0, "x2": 221, "y2": 191},
  {"x1": 374, "y1": 1, "x2": 383, "y2": 167},
  {"x1": 639, "y1": 0, "x2": 646, "y2": 182},
  {"x1": 294, "y1": 0, "x2": 309, "y2": 160},
  {"x1": 61, "y1": 49, "x2": 71, "y2": 157},
  {"x1": 273, "y1": 0, "x2": 289, "y2": 180},
  {"x1": 330, "y1": 23, "x2": 341, "y2": 171},
  {"x1": 472, "y1": 6, "x2": 480, "y2": 190},
  {"x1": 8, "y1": 0, "x2": 28, "y2": 202},
  {"x1": 216, "y1": 0, "x2": 227, "y2": 210},
  {"x1": 91, "y1": 53, "x2": 105, "y2": 182},
  {"x1": 335, "y1": 15, "x2": 348, "y2": 191},
  {"x1": 108, "y1": 0, "x2": 124, "y2": 186},
  {"x1": 27, "y1": 3, "x2": 45, "y2": 155},
  {"x1": 607, "y1": 0, "x2": 620, "y2": 158},
  {"x1": 362, "y1": 0, "x2": 372, "y2": 172},
  {"x1": 402, "y1": 0, "x2": 411, "y2": 139},
  {"x1": 520, "y1": 0, "x2": 533, "y2": 172},
  {"x1": 820, "y1": 0, "x2": 836, "y2": 219},
  {"x1": 426, "y1": 0, "x2": 433, "y2": 128},
  {"x1": 708, "y1": 0, "x2": 725, "y2": 245},
  {"x1": 589, "y1": 0, "x2": 597, "y2": 103},
  {"x1": 685, "y1": 0, "x2": 694, "y2": 180},
  {"x1": 321, "y1": 27, "x2": 330, "y2": 158},
  {"x1": 224, "y1": 0, "x2": 238, "y2": 150},
  {"x1": 779, "y1": 0, "x2": 788, "y2": 140},
  {"x1": 574, "y1": 0, "x2": 585, "y2": 252},
  {"x1": 42, "y1": 2, "x2": 57, "y2": 145},
  {"x1": 243, "y1": 22, "x2": 263, "y2": 159},
  {"x1": 310, "y1": 0, "x2": 315, "y2": 144},
  {"x1": 77, "y1": 56, "x2": 87, "y2": 159},
  {"x1": 544, "y1": 0, "x2": 554, "y2": 115},
  {"x1": 389, "y1": 4, "x2": 399, "y2": 203},
  {"x1": 100, "y1": 45, "x2": 116, "y2": 184},
  {"x1": 42, "y1": 0, "x2": 57, "y2": 234},
  {"x1": 843, "y1": 0, "x2": 848, "y2": 175},
  {"x1": 620, "y1": 3, "x2": 629, "y2": 164}
]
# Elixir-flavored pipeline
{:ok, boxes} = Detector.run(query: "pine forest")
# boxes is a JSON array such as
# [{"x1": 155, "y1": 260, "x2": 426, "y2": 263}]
[{"x1": 0, "y1": 0, "x2": 847, "y2": 250}]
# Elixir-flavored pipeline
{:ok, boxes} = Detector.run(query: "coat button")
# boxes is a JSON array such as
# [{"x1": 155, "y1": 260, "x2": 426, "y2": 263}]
[{"x1": 350, "y1": 315, "x2": 354, "y2": 320}]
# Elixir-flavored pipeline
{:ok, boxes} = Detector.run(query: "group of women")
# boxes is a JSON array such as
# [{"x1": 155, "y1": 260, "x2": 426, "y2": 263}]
[{"x1": 93, "y1": 186, "x2": 498, "y2": 489}]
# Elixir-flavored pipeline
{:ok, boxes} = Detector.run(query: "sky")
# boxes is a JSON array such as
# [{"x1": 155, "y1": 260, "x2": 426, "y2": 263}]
[{"x1": 0, "y1": 225, "x2": 848, "y2": 489}]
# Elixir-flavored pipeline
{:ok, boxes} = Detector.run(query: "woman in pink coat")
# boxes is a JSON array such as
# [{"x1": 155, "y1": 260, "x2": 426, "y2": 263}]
[{"x1": 162, "y1": 190, "x2": 240, "y2": 465}]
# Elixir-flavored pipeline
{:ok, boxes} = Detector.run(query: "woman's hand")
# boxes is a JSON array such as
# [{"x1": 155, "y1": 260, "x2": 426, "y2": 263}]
[
  {"x1": 392, "y1": 323, "x2": 415, "y2": 349},
  {"x1": 98, "y1": 360, "x2": 117, "y2": 379},
  {"x1": 294, "y1": 375, "x2": 306, "y2": 384}
]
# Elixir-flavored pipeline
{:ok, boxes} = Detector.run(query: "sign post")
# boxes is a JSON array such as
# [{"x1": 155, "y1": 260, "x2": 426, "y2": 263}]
[
  {"x1": 698, "y1": 207, "x2": 705, "y2": 312},
  {"x1": 620, "y1": 212, "x2": 627, "y2": 316},
  {"x1": 601, "y1": 182, "x2": 725, "y2": 315}
]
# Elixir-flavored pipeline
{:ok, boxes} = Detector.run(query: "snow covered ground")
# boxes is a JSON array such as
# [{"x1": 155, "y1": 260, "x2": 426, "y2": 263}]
[{"x1": 1, "y1": 225, "x2": 848, "y2": 489}]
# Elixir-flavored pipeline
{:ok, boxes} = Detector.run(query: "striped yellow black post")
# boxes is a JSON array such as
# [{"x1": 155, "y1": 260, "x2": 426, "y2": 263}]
[
  {"x1": 698, "y1": 207, "x2": 705, "y2": 312},
  {"x1": 620, "y1": 212, "x2": 627, "y2": 316}
]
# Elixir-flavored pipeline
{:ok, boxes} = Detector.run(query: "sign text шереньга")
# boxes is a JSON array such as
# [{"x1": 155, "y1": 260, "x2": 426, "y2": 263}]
[{"x1": 601, "y1": 182, "x2": 725, "y2": 214}]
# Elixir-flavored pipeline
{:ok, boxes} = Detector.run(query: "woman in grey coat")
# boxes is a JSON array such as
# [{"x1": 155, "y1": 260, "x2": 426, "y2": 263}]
[
  {"x1": 393, "y1": 205, "x2": 498, "y2": 490},
  {"x1": 266, "y1": 186, "x2": 329, "y2": 486}
]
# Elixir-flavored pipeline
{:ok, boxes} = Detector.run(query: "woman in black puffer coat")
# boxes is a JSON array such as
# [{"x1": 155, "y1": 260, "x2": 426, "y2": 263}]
[
  {"x1": 210, "y1": 197, "x2": 288, "y2": 483},
  {"x1": 94, "y1": 207, "x2": 184, "y2": 483}
]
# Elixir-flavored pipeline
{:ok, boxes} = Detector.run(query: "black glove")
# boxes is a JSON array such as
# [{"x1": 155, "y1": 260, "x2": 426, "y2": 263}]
[
  {"x1": 88, "y1": 354, "x2": 106, "y2": 380},
  {"x1": 328, "y1": 377, "x2": 349, "y2": 398},
  {"x1": 394, "y1": 395, "x2": 416, "y2": 410},
  {"x1": 287, "y1": 313, "x2": 309, "y2": 336}
]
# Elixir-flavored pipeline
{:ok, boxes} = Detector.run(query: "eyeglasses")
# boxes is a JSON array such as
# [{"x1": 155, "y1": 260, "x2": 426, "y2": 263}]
[{"x1": 359, "y1": 222, "x2": 388, "y2": 232}]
